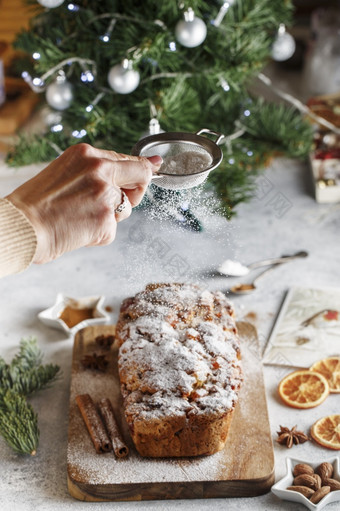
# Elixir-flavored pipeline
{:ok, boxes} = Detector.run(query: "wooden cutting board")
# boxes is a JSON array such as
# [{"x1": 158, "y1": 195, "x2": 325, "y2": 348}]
[{"x1": 67, "y1": 322, "x2": 274, "y2": 502}]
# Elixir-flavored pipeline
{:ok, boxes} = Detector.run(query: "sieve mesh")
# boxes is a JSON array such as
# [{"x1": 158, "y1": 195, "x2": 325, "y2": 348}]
[
  {"x1": 132, "y1": 130, "x2": 223, "y2": 190},
  {"x1": 140, "y1": 142, "x2": 212, "y2": 176}
]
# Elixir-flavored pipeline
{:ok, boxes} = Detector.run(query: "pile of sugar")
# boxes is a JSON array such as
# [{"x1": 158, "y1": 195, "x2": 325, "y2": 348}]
[
  {"x1": 117, "y1": 283, "x2": 242, "y2": 421},
  {"x1": 218, "y1": 259, "x2": 249, "y2": 276},
  {"x1": 160, "y1": 150, "x2": 212, "y2": 175}
]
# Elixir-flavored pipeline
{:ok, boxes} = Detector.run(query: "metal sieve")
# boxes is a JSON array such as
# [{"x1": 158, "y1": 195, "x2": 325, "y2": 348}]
[{"x1": 131, "y1": 128, "x2": 224, "y2": 190}]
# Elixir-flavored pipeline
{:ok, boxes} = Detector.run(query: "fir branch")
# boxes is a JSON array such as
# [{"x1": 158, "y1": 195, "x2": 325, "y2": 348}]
[
  {"x1": 0, "y1": 390, "x2": 39, "y2": 456},
  {"x1": 0, "y1": 338, "x2": 61, "y2": 396},
  {"x1": 6, "y1": 131, "x2": 69, "y2": 166},
  {"x1": 10, "y1": 337, "x2": 43, "y2": 370},
  {"x1": 239, "y1": 99, "x2": 313, "y2": 158},
  {"x1": 2, "y1": 365, "x2": 61, "y2": 397}
]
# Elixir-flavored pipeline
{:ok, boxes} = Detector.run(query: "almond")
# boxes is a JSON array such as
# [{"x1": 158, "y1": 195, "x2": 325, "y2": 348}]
[
  {"x1": 293, "y1": 474, "x2": 318, "y2": 489},
  {"x1": 323, "y1": 478, "x2": 340, "y2": 491},
  {"x1": 287, "y1": 485, "x2": 315, "y2": 499},
  {"x1": 311, "y1": 473, "x2": 322, "y2": 490},
  {"x1": 293, "y1": 463, "x2": 314, "y2": 477},
  {"x1": 310, "y1": 485, "x2": 330, "y2": 504},
  {"x1": 315, "y1": 462, "x2": 333, "y2": 482}
]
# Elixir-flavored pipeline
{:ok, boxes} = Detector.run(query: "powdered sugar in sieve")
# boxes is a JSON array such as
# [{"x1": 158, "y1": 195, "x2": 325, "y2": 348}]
[
  {"x1": 131, "y1": 129, "x2": 223, "y2": 190},
  {"x1": 160, "y1": 149, "x2": 213, "y2": 176}
]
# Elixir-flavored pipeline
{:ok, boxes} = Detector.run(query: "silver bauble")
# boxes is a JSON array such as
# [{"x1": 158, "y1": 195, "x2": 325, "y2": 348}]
[
  {"x1": 271, "y1": 24, "x2": 296, "y2": 62},
  {"x1": 175, "y1": 8, "x2": 207, "y2": 48},
  {"x1": 37, "y1": 0, "x2": 64, "y2": 7},
  {"x1": 45, "y1": 75, "x2": 73, "y2": 110},
  {"x1": 107, "y1": 59, "x2": 140, "y2": 94}
]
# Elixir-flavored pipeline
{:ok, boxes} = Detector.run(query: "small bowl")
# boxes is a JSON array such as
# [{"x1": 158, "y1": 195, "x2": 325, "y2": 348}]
[
  {"x1": 272, "y1": 457, "x2": 340, "y2": 510},
  {"x1": 38, "y1": 293, "x2": 110, "y2": 336}
]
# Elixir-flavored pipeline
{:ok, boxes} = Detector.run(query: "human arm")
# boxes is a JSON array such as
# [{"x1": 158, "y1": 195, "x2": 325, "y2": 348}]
[{"x1": 1, "y1": 143, "x2": 161, "y2": 276}]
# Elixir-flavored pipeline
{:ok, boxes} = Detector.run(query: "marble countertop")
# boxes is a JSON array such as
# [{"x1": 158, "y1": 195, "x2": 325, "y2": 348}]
[{"x1": 0, "y1": 153, "x2": 339, "y2": 511}]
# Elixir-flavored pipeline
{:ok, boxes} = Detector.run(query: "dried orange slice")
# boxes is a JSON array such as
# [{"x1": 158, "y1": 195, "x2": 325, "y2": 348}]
[
  {"x1": 311, "y1": 415, "x2": 340, "y2": 450},
  {"x1": 310, "y1": 356, "x2": 340, "y2": 393},
  {"x1": 278, "y1": 370, "x2": 330, "y2": 408}
]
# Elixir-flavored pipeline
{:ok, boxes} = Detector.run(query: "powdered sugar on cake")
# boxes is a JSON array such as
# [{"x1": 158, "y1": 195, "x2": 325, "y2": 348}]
[{"x1": 116, "y1": 283, "x2": 242, "y2": 422}]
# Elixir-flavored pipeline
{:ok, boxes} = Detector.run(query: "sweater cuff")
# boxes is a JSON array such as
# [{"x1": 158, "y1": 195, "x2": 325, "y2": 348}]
[{"x1": 0, "y1": 198, "x2": 37, "y2": 278}]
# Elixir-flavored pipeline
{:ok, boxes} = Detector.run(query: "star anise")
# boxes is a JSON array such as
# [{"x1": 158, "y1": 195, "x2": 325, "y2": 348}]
[
  {"x1": 276, "y1": 425, "x2": 309, "y2": 449},
  {"x1": 95, "y1": 334, "x2": 115, "y2": 348},
  {"x1": 81, "y1": 352, "x2": 109, "y2": 371}
]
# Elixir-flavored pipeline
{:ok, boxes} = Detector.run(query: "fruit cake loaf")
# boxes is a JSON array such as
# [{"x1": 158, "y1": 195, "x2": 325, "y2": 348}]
[{"x1": 116, "y1": 283, "x2": 242, "y2": 457}]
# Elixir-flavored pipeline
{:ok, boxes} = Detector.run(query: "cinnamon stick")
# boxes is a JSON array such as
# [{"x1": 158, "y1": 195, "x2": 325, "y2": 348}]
[
  {"x1": 98, "y1": 397, "x2": 129, "y2": 458},
  {"x1": 75, "y1": 393, "x2": 111, "y2": 454}
]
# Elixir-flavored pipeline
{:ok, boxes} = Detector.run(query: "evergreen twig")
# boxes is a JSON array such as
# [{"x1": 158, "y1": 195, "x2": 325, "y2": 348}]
[
  {"x1": 0, "y1": 339, "x2": 61, "y2": 455},
  {"x1": 0, "y1": 390, "x2": 39, "y2": 456}
]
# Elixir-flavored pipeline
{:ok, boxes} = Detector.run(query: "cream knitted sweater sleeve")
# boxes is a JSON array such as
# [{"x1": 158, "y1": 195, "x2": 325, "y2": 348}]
[{"x1": 0, "y1": 198, "x2": 37, "y2": 278}]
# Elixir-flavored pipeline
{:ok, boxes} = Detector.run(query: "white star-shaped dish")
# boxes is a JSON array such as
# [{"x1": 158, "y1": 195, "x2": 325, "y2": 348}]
[
  {"x1": 38, "y1": 293, "x2": 110, "y2": 336},
  {"x1": 272, "y1": 457, "x2": 340, "y2": 510}
]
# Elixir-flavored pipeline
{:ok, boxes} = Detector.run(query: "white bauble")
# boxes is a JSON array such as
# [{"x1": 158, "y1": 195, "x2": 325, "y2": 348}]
[
  {"x1": 175, "y1": 8, "x2": 207, "y2": 48},
  {"x1": 46, "y1": 75, "x2": 73, "y2": 110},
  {"x1": 37, "y1": 0, "x2": 64, "y2": 7},
  {"x1": 107, "y1": 59, "x2": 140, "y2": 94},
  {"x1": 271, "y1": 24, "x2": 296, "y2": 61}
]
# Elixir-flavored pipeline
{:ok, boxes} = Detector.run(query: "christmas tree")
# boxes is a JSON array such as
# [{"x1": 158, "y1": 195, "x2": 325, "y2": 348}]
[{"x1": 8, "y1": 0, "x2": 313, "y2": 217}]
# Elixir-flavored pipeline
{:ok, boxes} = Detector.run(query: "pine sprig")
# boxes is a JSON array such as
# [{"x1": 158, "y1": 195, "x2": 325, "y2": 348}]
[
  {"x1": 0, "y1": 339, "x2": 61, "y2": 455},
  {"x1": 10, "y1": 337, "x2": 43, "y2": 370},
  {"x1": 2, "y1": 364, "x2": 61, "y2": 396},
  {"x1": 0, "y1": 338, "x2": 61, "y2": 396},
  {"x1": 0, "y1": 390, "x2": 39, "y2": 456}
]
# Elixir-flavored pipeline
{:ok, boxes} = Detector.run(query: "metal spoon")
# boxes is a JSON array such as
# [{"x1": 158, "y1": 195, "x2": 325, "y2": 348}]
[
  {"x1": 227, "y1": 264, "x2": 285, "y2": 295},
  {"x1": 217, "y1": 250, "x2": 308, "y2": 277}
]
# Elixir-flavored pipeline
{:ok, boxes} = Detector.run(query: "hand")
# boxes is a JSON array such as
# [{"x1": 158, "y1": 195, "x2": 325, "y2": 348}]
[{"x1": 6, "y1": 143, "x2": 162, "y2": 264}]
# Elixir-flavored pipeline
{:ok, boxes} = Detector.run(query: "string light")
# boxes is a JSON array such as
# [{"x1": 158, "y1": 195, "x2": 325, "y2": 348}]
[
  {"x1": 67, "y1": 3, "x2": 80, "y2": 11},
  {"x1": 99, "y1": 19, "x2": 117, "y2": 43},
  {"x1": 32, "y1": 52, "x2": 41, "y2": 60},
  {"x1": 80, "y1": 70, "x2": 95, "y2": 83},
  {"x1": 212, "y1": 1, "x2": 234, "y2": 27},
  {"x1": 169, "y1": 41, "x2": 177, "y2": 51},
  {"x1": 220, "y1": 78, "x2": 230, "y2": 91},
  {"x1": 50, "y1": 123, "x2": 63, "y2": 132},
  {"x1": 72, "y1": 129, "x2": 87, "y2": 138},
  {"x1": 85, "y1": 92, "x2": 105, "y2": 113},
  {"x1": 21, "y1": 71, "x2": 45, "y2": 92}
]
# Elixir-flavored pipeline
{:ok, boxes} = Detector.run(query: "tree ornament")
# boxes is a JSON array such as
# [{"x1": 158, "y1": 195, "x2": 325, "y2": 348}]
[
  {"x1": 175, "y1": 8, "x2": 207, "y2": 48},
  {"x1": 45, "y1": 71, "x2": 73, "y2": 110},
  {"x1": 37, "y1": 0, "x2": 64, "y2": 8},
  {"x1": 141, "y1": 118, "x2": 165, "y2": 138},
  {"x1": 271, "y1": 24, "x2": 296, "y2": 62},
  {"x1": 107, "y1": 59, "x2": 140, "y2": 94}
]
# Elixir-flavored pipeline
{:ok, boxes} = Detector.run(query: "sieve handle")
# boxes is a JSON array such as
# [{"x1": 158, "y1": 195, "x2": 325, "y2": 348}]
[{"x1": 196, "y1": 129, "x2": 224, "y2": 145}]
